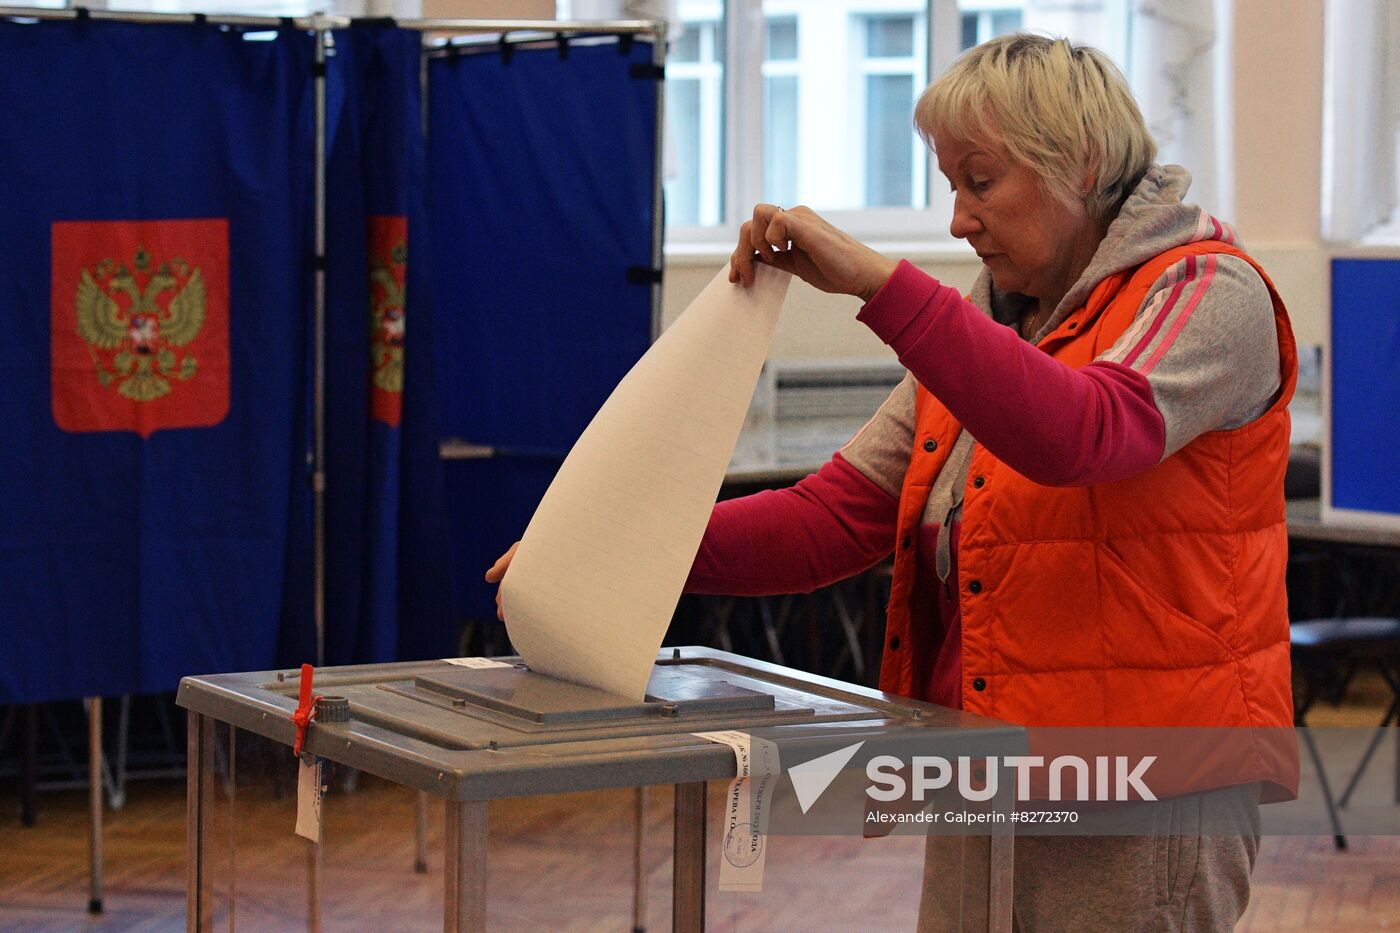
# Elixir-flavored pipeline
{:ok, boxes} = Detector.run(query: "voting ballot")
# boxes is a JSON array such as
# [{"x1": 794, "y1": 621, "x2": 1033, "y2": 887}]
[{"x1": 501, "y1": 265, "x2": 793, "y2": 700}]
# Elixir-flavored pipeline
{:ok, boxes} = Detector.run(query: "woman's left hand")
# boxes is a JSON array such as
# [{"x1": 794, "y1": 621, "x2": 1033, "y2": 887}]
[{"x1": 729, "y1": 203, "x2": 898, "y2": 302}]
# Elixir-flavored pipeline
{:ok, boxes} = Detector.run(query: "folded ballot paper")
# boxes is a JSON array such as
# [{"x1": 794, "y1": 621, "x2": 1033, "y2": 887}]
[{"x1": 500, "y1": 265, "x2": 791, "y2": 700}]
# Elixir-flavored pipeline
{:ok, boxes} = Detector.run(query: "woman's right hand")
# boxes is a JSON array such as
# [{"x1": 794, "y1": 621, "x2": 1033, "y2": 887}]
[
  {"x1": 484, "y1": 541, "x2": 520, "y2": 621},
  {"x1": 729, "y1": 203, "x2": 896, "y2": 301}
]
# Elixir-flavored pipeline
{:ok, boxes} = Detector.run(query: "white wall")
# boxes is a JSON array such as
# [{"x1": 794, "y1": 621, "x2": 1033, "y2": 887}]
[
  {"x1": 1231, "y1": 0, "x2": 1327, "y2": 347},
  {"x1": 419, "y1": 0, "x2": 555, "y2": 16}
]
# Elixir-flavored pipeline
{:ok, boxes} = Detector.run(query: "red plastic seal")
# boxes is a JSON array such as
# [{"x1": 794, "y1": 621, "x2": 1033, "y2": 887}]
[{"x1": 290, "y1": 663, "x2": 323, "y2": 758}]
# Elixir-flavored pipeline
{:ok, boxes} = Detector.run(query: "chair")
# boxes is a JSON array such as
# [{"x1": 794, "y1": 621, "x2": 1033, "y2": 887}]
[{"x1": 1290, "y1": 616, "x2": 1400, "y2": 850}]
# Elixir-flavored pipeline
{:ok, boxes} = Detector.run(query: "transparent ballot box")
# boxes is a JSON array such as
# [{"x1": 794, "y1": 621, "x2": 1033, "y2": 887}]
[{"x1": 177, "y1": 648, "x2": 1025, "y2": 931}]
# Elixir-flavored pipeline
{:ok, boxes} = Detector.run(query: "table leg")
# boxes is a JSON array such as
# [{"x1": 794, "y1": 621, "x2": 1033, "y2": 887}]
[
  {"x1": 415, "y1": 791, "x2": 430, "y2": 873},
  {"x1": 672, "y1": 782, "x2": 706, "y2": 933},
  {"x1": 632, "y1": 786, "x2": 648, "y2": 933},
  {"x1": 444, "y1": 800, "x2": 487, "y2": 933},
  {"x1": 987, "y1": 833, "x2": 1013, "y2": 933},
  {"x1": 307, "y1": 839, "x2": 322, "y2": 932},
  {"x1": 87, "y1": 697, "x2": 103, "y2": 915},
  {"x1": 21, "y1": 705, "x2": 37, "y2": 827},
  {"x1": 227, "y1": 727, "x2": 236, "y2": 933},
  {"x1": 186, "y1": 711, "x2": 215, "y2": 933}
]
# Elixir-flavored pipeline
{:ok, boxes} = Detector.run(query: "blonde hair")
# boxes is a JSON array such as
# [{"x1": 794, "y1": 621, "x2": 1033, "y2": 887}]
[{"x1": 914, "y1": 33, "x2": 1156, "y2": 227}]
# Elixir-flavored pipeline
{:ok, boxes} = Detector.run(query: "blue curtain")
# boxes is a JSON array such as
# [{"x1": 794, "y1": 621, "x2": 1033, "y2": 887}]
[
  {"x1": 0, "y1": 19, "x2": 316, "y2": 703},
  {"x1": 324, "y1": 25, "x2": 454, "y2": 663},
  {"x1": 428, "y1": 37, "x2": 659, "y2": 622},
  {"x1": 0, "y1": 23, "x2": 655, "y2": 700}
]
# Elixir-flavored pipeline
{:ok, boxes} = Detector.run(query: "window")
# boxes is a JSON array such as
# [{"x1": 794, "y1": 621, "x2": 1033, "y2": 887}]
[
  {"x1": 960, "y1": 5, "x2": 1021, "y2": 50},
  {"x1": 666, "y1": 3, "x2": 725, "y2": 225},
  {"x1": 859, "y1": 13, "x2": 927, "y2": 209},
  {"x1": 762, "y1": 15, "x2": 799, "y2": 206},
  {"x1": 666, "y1": 0, "x2": 1134, "y2": 245},
  {"x1": 1321, "y1": 1, "x2": 1400, "y2": 241}
]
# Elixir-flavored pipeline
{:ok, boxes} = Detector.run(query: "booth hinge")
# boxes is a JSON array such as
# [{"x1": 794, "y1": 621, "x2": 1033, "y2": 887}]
[{"x1": 629, "y1": 63, "x2": 664, "y2": 81}]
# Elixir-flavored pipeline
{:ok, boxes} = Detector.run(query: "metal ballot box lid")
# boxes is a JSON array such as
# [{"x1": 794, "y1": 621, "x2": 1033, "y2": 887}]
[{"x1": 176, "y1": 647, "x2": 1026, "y2": 800}]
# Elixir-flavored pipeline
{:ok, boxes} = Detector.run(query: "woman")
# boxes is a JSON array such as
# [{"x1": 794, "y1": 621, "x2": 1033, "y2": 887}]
[
  {"x1": 709, "y1": 33, "x2": 1294, "y2": 930},
  {"x1": 492, "y1": 33, "x2": 1296, "y2": 929}
]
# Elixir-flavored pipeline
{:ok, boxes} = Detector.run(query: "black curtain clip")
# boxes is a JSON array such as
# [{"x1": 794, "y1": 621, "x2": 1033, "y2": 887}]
[
  {"x1": 618, "y1": 33, "x2": 635, "y2": 56},
  {"x1": 499, "y1": 33, "x2": 515, "y2": 65},
  {"x1": 555, "y1": 32, "x2": 569, "y2": 61}
]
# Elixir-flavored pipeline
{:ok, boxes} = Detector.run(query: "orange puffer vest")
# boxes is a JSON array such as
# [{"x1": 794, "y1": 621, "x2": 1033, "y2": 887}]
[{"x1": 881, "y1": 241, "x2": 1297, "y2": 733}]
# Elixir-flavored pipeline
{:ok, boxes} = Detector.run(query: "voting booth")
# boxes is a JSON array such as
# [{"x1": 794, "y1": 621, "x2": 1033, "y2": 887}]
[
  {"x1": 178, "y1": 649, "x2": 1026, "y2": 931},
  {"x1": 0, "y1": 7, "x2": 665, "y2": 914}
]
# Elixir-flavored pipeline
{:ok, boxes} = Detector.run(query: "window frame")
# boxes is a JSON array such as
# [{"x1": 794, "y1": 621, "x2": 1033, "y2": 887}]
[
  {"x1": 854, "y1": 10, "x2": 929, "y2": 211},
  {"x1": 667, "y1": 11, "x2": 727, "y2": 227},
  {"x1": 668, "y1": 0, "x2": 968, "y2": 252}
]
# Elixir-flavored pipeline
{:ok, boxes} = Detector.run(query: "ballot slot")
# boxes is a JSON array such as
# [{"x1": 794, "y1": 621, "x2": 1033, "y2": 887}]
[{"x1": 409, "y1": 662, "x2": 778, "y2": 725}]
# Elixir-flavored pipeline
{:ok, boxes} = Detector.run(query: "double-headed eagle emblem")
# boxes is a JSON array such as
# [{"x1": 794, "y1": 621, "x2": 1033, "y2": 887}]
[
  {"x1": 369, "y1": 239, "x2": 406, "y2": 394},
  {"x1": 75, "y1": 246, "x2": 206, "y2": 401}
]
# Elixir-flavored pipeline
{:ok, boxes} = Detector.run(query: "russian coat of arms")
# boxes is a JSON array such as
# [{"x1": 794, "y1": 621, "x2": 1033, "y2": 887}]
[
  {"x1": 368, "y1": 215, "x2": 407, "y2": 427},
  {"x1": 369, "y1": 240, "x2": 406, "y2": 394},
  {"x1": 51, "y1": 218, "x2": 229, "y2": 437},
  {"x1": 76, "y1": 246, "x2": 206, "y2": 401}
]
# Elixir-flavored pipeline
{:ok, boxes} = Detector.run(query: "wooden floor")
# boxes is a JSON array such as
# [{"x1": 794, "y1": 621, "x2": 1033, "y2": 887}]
[{"x1": 1, "y1": 674, "x2": 1397, "y2": 932}]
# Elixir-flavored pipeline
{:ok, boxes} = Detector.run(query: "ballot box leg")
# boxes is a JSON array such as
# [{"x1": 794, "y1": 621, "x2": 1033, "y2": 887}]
[
  {"x1": 444, "y1": 799, "x2": 487, "y2": 933},
  {"x1": 86, "y1": 697, "x2": 104, "y2": 914},
  {"x1": 632, "y1": 786, "x2": 648, "y2": 933},
  {"x1": 21, "y1": 705, "x2": 38, "y2": 827},
  {"x1": 672, "y1": 782, "x2": 706, "y2": 933},
  {"x1": 186, "y1": 711, "x2": 215, "y2": 933},
  {"x1": 987, "y1": 833, "x2": 1013, "y2": 933},
  {"x1": 308, "y1": 839, "x2": 322, "y2": 932},
  {"x1": 415, "y1": 790, "x2": 431, "y2": 873},
  {"x1": 227, "y1": 727, "x2": 237, "y2": 932}
]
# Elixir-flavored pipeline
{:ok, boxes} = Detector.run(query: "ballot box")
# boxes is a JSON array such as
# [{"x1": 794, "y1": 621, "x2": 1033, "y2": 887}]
[{"x1": 178, "y1": 647, "x2": 1025, "y2": 931}]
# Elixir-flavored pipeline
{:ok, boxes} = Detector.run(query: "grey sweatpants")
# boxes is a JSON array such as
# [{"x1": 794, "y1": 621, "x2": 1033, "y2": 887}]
[{"x1": 916, "y1": 792, "x2": 1261, "y2": 932}]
